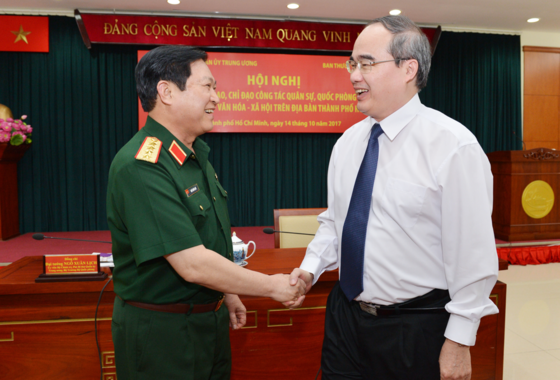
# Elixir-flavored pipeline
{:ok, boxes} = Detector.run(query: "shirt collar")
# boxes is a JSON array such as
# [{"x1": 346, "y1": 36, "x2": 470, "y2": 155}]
[
  {"x1": 367, "y1": 94, "x2": 422, "y2": 142},
  {"x1": 142, "y1": 116, "x2": 210, "y2": 168}
]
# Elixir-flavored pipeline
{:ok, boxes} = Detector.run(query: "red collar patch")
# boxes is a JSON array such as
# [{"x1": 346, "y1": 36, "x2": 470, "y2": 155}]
[{"x1": 169, "y1": 141, "x2": 187, "y2": 166}]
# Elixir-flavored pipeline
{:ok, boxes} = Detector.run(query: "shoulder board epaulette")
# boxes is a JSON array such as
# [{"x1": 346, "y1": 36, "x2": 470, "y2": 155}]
[{"x1": 135, "y1": 137, "x2": 162, "y2": 164}]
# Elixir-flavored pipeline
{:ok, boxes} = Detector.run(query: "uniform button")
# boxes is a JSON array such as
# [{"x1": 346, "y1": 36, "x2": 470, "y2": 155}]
[
  {"x1": 199, "y1": 205, "x2": 204, "y2": 210},
  {"x1": 192, "y1": 155, "x2": 196, "y2": 160},
  {"x1": 215, "y1": 173, "x2": 218, "y2": 180},
  {"x1": 213, "y1": 197, "x2": 216, "y2": 201}
]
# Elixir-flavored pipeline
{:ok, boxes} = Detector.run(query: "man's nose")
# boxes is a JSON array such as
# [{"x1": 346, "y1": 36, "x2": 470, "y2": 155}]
[
  {"x1": 350, "y1": 68, "x2": 363, "y2": 83},
  {"x1": 211, "y1": 89, "x2": 220, "y2": 104}
]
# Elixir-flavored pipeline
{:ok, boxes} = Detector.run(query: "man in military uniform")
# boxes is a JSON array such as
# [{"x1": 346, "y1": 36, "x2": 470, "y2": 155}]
[{"x1": 107, "y1": 45, "x2": 306, "y2": 380}]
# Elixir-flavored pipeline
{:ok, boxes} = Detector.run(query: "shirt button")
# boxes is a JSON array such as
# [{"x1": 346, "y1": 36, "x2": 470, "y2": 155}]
[
  {"x1": 199, "y1": 205, "x2": 204, "y2": 210},
  {"x1": 213, "y1": 197, "x2": 216, "y2": 201}
]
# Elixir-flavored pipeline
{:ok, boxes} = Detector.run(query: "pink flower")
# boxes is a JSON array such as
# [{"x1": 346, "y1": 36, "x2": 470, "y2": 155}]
[
  {"x1": 12, "y1": 123, "x2": 20, "y2": 131},
  {"x1": 26, "y1": 126, "x2": 32, "y2": 133},
  {"x1": 21, "y1": 115, "x2": 27, "y2": 120},
  {"x1": 0, "y1": 132, "x2": 10, "y2": 143},
  {"x1": 6, "y1": 118, "x2": 13, "y2": 122},
  {"x1": 3, "y1": 123, "x2": 12, "y2": 132}
]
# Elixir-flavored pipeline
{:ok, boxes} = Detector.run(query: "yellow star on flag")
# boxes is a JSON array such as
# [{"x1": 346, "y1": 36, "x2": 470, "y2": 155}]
[{"x1": 11, "y1": 25, "x2": 31, "y2": 44}]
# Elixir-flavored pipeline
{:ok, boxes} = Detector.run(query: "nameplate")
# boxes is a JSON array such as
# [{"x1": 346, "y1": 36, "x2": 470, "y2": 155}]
[{"x1": 35, "y1": 254, "x2": 108, "y2": 283}]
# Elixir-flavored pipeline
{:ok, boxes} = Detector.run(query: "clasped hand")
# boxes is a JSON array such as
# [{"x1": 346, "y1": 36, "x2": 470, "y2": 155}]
[
  {"x1": 269, "y1": 274, "x2": 307, "y2": 305},
  {"x1": 281, "y1": 268, "x2": 314, "y2": 309}
]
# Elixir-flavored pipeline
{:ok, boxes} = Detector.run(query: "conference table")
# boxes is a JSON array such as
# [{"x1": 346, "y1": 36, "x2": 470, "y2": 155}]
[{"x1": 0, "y1": 248, "x2": 507, "y2": 380}]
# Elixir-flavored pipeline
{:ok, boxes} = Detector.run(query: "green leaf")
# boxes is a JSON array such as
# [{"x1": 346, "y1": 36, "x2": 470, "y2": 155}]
[{"x1": 10, "y1": 134, "x2": 24, "y2": 146}]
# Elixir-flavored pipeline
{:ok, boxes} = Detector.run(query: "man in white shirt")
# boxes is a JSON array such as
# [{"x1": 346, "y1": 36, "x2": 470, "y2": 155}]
[{"x1": 287, "y1": 15, "x2": 498, "y2": 380}]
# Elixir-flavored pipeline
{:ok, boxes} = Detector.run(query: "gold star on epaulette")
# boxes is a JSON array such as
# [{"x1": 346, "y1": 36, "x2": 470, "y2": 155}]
[{"x1": 135, "y1": 137, "x2": 162, "y2": 163}]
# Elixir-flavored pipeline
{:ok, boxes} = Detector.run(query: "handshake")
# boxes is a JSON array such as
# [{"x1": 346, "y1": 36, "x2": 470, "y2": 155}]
[{"x1": 269, "y1": 268, "x2": 314, "y2": 309}]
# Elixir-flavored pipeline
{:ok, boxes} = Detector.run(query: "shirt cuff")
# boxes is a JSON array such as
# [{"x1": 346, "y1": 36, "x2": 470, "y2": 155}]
[
  {"x1": 300, "y1": 255, "x2": 323, "y2": 285},
  {"x1": 444, "y1": 314, "x2": 481, "y2": 346}
]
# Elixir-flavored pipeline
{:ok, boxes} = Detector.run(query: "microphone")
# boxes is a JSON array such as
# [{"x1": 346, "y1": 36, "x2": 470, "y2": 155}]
[
  {"x1": 263, "y1": 228, "x2": 315, "y2": 236},
  {"x1": 32, "y1": 233, "x2": 112, "y2": 244}
]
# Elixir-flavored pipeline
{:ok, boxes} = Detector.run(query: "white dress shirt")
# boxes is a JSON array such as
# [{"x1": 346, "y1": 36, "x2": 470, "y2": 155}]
[{"x1": 300, "y1": 94, "x2": 499, "y2": 346}]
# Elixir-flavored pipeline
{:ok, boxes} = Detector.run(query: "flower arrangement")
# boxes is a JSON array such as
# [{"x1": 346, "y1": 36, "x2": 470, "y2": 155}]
[{"x1": 0, "y1": 115, "x2": 32, "y2": 146}]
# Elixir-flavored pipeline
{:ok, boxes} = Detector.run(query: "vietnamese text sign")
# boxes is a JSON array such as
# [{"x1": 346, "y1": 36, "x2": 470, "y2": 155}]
[
  {"x1": 77, "y1": 11, "x2": 439, "y2": 52},
  {"x1": 44, "y1": 254, "x2": 99, "y2": 275},
  {"x1": 138, "y1": 51, "x2": 367, "y2": 133}
]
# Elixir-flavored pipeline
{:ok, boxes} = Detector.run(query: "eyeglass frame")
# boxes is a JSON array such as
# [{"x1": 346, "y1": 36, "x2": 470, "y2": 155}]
[{"x1": 345, "y1": 58, "x2": 411, "y2": 74}]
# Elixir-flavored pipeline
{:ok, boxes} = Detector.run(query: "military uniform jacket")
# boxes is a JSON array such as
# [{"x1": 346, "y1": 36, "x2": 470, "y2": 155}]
[{"x1": 107, "y1": 116, "x2": 233, "y2": 304}]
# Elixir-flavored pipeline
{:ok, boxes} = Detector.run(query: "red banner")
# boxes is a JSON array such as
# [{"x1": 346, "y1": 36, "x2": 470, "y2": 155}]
[
  {"x1": 0, "y1": 16, "x2": 49, "y2": 53},
  {"x1": 78, "y1": 12, "x2": 439, "y2": 52},
  {"x1": 138, "y1": 51, "x2": 368, "y2": 133}
]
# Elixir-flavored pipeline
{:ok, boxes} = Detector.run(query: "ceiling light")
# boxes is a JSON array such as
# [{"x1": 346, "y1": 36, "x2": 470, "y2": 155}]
[
  {"x1": 389, "y1": 9, "x2": 401, "y2": 15},
  {"x1": 287, "y1": 3, "x2": 299, "y2": 9},
  {"x1": 167, "y1": 0, "x2": 180, "y2": 4},
  {"x1": 527, "y1": 18, "x2": 540, "y2": 23}
]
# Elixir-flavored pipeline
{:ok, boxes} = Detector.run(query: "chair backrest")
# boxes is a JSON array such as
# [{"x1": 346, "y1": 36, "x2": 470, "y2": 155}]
[{"x1": 273, "y1": 208, "x2": 327, "y2": 248}]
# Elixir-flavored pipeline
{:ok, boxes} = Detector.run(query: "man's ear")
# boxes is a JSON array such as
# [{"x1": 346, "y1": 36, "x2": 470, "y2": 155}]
[
  {"x1": 404, "y1": 59, "x2": 419, "y2": 84},
  {"x1": 156, "y1": 81, "x2": 173, "y2": 106}
]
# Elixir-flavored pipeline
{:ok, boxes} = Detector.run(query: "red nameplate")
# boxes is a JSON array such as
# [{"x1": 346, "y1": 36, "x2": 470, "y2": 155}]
[
  {"x1": 35, "y1": 254, "x2": 108, "y2": 283},
  {"x1": 44, "y1": 254, "x2": 99, "y2": 275}
]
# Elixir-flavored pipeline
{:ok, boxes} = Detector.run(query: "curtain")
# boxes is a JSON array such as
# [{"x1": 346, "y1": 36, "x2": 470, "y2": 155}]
[
  {"x1": 420, "y1": 32, "x2": 522, "y2": 152},
  {"x1": 0, "y1": 17, "x2": 522, "y2": 231},
  {"x1": 0, "y1": 16, "x2": 138, "y2": 232}
]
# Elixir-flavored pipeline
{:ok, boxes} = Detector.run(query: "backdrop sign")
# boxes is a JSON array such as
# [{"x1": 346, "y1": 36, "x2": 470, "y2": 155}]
[
  {"x1": 77, "y1": 11, "x2": 440, "y2": 52},
  {"x1": 138, "y1": 51, "x2": 368, "y2": 133}
]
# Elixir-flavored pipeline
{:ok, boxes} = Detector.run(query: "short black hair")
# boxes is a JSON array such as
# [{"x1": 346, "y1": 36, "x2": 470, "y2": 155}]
[{"x1": 135, "y1": 45, "x2": 208, "y2": 112}]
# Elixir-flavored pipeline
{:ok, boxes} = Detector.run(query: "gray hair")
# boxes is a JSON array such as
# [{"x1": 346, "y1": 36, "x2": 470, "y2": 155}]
[{"x1": 367, "y1": 15, "x2": 432, "y2": 90}]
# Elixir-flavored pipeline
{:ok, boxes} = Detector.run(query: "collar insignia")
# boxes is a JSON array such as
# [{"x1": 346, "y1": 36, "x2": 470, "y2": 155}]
[{"x1": 169, "y1": 141, "x2": 187, "y2": 166}]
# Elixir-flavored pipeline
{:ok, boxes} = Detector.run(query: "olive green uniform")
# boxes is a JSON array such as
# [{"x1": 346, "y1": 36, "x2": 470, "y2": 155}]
[{"x1": 107, "y1": 116, "x2": 234, "y2": 380}]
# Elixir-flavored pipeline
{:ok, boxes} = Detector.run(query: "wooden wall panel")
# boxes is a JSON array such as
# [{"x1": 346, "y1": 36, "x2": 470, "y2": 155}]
[
  {"x1": 524, "y1": 52, "x2": 560, "y2": 96},
  {"x1": 523, "y1": 95, "x2": 559, "y2": 142},
  {"x1": 525, "y1": 141, "x2": 559, "y2": 150},
  {"x1": 523, "y1": 47, "x2": 560, "y2": 150}
]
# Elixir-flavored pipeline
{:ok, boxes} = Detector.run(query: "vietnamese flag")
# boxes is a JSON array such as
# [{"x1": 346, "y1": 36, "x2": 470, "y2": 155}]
[{"x1": 0, "y1": 16, "x2": 49, "y2": 52}]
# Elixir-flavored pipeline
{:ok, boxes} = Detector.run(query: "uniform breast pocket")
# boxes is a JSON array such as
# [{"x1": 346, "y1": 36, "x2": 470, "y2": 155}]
[
  {"x1": 381, "y1": 178, "x2": 427, "y2": 229},
  {"x1": 185, "y1": 193, "x2": 213, "y2": 228}
]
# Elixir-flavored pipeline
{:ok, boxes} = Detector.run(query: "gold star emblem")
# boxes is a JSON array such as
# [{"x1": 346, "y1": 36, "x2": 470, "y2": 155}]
[{"x1": 11, "y1": 25, "x2": 31, "y2": 44}]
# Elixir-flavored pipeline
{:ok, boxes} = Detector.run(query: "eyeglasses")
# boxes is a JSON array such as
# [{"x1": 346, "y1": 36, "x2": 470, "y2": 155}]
[{"x1": 345, "y1": 59, "x2": 408, "y2": 74}]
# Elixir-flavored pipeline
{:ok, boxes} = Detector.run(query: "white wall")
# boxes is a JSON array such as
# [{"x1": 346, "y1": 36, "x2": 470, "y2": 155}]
[{"x1": 521, "y1": 31, "x2": 560, "y2": 48}]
